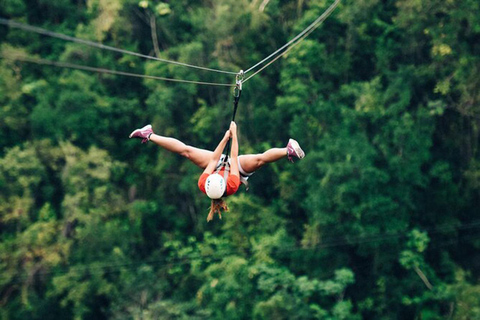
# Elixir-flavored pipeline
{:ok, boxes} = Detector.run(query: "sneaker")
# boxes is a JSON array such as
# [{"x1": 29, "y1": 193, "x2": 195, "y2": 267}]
[
  {"x1": 287, "y1": 139, "x2": 305, "y2": 163},
  {"x1": 129, "y1": 124, "x2": 153, "y2": 144}
]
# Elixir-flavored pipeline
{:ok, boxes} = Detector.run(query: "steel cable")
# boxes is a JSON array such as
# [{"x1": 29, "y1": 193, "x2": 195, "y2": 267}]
[
  {"x1": 244, "y1": 0, "x2": 341, "y2": 78},
  {"x1": 0, "y1": 53, "x2": 235, "y2": 87},
  {"x1": 0, "y1": 18, "x2": 237, "y2": 75}
]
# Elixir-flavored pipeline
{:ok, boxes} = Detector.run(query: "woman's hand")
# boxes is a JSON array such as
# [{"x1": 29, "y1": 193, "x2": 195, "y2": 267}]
[
  {"x1": 224, "y1": 129, "x2": 231, "y2": 140},
  {"x1": 229, "y1": 121, "x2": 237, "y2": 136}
]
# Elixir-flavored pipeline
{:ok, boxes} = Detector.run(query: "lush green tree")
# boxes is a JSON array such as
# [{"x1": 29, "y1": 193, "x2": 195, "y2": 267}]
[{"x1": 1, "y1": 0, "x2": 480, "y2": 318}]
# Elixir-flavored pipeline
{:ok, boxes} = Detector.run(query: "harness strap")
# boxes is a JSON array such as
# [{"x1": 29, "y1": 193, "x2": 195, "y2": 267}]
[
  {"x1": 217, "y1": 70, "x2": 244, "y2": 193},
  {"x1": 223, "y1": 165, "x2": 229, "y2": 186},
  {"x1": 240, "y1": 176, "x2": 249, "y2": 190},
  {"x1": 215, "y1": 159, "x2": 230, "y2": 194},
  {"x1": 215, "y1": 157, "x2": 249, "y2": 191},
  {"x1": 222, "y1": 70, "x2": 243, "y2": 164}
]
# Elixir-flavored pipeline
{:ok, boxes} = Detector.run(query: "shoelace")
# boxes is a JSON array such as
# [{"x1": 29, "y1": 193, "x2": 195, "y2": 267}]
[{"x1": 287, "y1": 146, "x2": 296, "y2": 163}]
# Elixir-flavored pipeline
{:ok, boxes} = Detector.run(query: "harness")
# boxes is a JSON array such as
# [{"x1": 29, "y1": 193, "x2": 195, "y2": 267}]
[
  {"x1": 215, "y1": 156, "x2": 231, "y2": 190},
  {"x1": 214, "y1": 156, "x2": 249, "y2": 192}
]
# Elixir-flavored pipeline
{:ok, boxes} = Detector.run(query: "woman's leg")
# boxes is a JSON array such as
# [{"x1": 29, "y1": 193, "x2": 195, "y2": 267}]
[
  {"x1": 238, "y1": 148, "x2": 287, "y2": 173},
  {"x1": 149, "y1": 134, "x2": 213, "y2": 169}
]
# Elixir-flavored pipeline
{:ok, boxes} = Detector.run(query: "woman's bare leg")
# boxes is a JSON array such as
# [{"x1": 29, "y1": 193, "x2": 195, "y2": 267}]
[
  {"x1": 149, "y1": 134, "x2": 213, "y2": 169},
  {"x1": 239, "y1": 148, "x2": 287, "y2": 173}
]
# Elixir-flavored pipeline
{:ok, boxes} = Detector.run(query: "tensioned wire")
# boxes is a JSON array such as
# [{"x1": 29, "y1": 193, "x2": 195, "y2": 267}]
[
  {"x1": 2, "y1": 219, "x2": 480, "y2": 285},
  {"x1": 0, "y1": 53, "x2": 235, "y2": 87},
  {"x1": 0, "y1": 17, "x2": 238, "y2": 75},
  {"x1": 243, "y1": 0, "x2": 341, "y2": 78},
  {"x1": 0, "y1": 0, "x2": 340, "y2": 86},
  {"x1": 243, "y1": 21, "x2": 315, "y2": 83}
]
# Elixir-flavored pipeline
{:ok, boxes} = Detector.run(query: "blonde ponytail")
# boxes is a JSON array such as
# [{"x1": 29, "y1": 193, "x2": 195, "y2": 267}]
[{"x1": 207, "y1": 198, "x2": 229, "y2": 222}]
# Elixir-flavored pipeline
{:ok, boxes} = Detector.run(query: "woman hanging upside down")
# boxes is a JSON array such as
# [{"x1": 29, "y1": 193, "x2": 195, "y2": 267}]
[{"x1": 129, "y1": 121, "x2": 305, "y2": 221}]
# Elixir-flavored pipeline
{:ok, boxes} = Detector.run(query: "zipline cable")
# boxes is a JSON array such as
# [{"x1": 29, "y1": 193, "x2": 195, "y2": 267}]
[
  {"x1": 1, "y1": 0, "x2": 341, "y2": 85},
  {"x1": 0, "y1": 17, "x2": 238, "y2": 75},
  {"x1": 0, "y1": 53, "x2": 235, "y2": 87},
  {"x1": 243, "y1": 18, "x2": 316, "y2": 83},
  {"x1": 243, "y1": 0, "x2": 341, "y2": 82}
]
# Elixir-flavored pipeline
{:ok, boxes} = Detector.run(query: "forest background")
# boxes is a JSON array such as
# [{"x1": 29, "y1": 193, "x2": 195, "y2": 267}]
[{"x1": 1, "y1": 0, "x2": 480, "y2": 319}]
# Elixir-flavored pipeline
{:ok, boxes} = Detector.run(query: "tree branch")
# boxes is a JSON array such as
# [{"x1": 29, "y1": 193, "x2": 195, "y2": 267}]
[
  {"x1": 413, "y1": 265, "x2": 433, "y2": 290},
  {"x1": 149, "y1": 13, "x2": 161, "y2": 57}
]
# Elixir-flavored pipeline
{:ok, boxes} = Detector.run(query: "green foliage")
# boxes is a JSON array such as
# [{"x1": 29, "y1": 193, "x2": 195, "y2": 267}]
[
  {"x1": 253, "y1": 266, "x2": 358, "y2": 320},
  {"x1": 1, "y1": 0, "x2": 480, "y2": 319}
]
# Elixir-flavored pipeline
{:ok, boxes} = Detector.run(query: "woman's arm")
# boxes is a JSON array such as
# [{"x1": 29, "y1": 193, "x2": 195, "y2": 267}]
[
  {"x1": 203, "y1": 130, "x2": 231, "y2": 174},
  {"x1": 229, "y1": 121, "x2": 239, "y2": 177}
]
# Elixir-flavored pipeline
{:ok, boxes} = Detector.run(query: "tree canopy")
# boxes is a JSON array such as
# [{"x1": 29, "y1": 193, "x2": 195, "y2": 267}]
[{"x1": 1, "y1": 0, "x2": 480, "y2": 319}]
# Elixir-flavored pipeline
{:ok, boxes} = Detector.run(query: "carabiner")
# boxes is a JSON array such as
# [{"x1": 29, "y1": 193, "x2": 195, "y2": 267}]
[
  {"x1": 234, "y1": 70, "x2": 244, "y2": 97},
  {"x1": 236, "y1": 70, "x2": 244, "y2": 85}
]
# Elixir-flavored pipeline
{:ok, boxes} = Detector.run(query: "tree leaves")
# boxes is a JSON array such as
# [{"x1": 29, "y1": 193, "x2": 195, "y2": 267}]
[{"x1": 1, "y1": 0, "x2": 480, "y2": 318}]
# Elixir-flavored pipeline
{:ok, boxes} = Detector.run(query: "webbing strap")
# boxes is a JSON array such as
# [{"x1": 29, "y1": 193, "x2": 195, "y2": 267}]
[
  {"x1": 223, "y1": 163, "x2": 229, "y2": 186},
  {"x1": 217, "y1": 70, "x2": 243, "y2": 195},
  {"x1": 215, "y1": 158, "x2": 230, "y2": 195},
  {"x1": 223, "y1": 70, "x2": 243, "y2": 162}
]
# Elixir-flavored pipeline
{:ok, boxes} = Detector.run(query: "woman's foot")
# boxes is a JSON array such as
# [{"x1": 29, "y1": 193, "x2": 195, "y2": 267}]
[
  {"x1": 129, "y1": 124, "x2": 153, "y2": 143},
  {"x1": 287, "y1": 139, "x2": 305, "y2": 163}
]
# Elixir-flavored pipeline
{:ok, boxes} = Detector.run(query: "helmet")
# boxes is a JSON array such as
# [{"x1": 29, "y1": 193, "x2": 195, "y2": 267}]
[{"x1": 205, "y1": 173, "x2": 226, "y2": 199}]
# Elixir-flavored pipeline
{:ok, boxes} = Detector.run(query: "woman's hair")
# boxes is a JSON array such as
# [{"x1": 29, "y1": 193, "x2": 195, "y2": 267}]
[{"x1": 207, "y1": 198, "x2": 229, "y2": 222}]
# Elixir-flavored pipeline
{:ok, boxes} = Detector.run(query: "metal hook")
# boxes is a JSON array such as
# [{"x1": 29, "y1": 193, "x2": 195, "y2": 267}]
[
  {"x1": 236, "y1": 70, "x2": 244, "y2": 84},
  {"x1": 234, "y1": 70, "x2": 243, "y2": 97}
]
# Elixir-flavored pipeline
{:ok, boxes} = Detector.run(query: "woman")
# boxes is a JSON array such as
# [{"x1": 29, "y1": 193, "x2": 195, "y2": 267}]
[{"x1": 129, "y1": 121, "x2": 305, "y2": 221}]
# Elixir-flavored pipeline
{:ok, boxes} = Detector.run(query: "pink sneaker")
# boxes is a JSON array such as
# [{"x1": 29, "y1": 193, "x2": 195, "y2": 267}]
[
  {"x1": 287, "y1": 139, "x2": 305, "y2": 163},
  {"x1": 129, "y1": 124, "x2": 153, "y2": 144}
]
